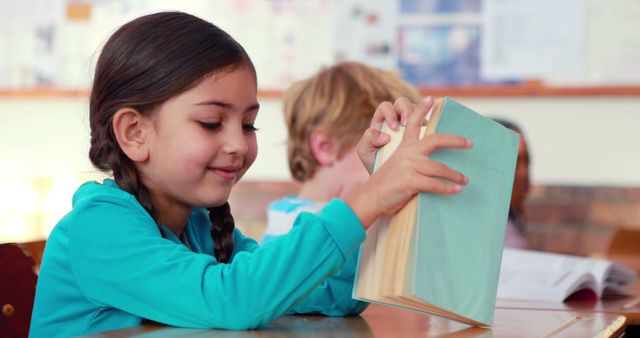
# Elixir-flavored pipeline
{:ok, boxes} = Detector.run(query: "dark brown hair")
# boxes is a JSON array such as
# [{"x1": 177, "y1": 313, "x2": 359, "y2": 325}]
[{"x1": 88, "y1": 12, "x2": 253, "y2": 263}]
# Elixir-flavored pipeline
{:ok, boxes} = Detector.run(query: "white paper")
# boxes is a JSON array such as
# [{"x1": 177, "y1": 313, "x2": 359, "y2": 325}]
[
  {"x1": 497, "y1": 248, "x2": 637, "y2": 302},
  {"x1": 584, "y1": 0, "x2": 640, "y2": 85},
  {"x1": 480, "y1": 0, "x2": 586, "y2": 82}
]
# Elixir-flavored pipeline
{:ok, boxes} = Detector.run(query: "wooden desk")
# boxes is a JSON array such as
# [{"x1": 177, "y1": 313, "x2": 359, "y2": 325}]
[
  {"x1": 82, "y1": 304, "x2": 625, "y2": 338},
  {"x1": 497, "y1": 285, "x2": 640, "y2": 325},
  {"x1": 496, "y1": 297, "x2": 640, "y2": 325}
]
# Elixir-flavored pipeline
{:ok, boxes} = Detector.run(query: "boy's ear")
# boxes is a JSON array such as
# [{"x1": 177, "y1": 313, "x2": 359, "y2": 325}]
[
  {"x1": 112, "y1": 108, "x2": 151, "y2": 163},
  {"x1": 309, "y1": 130, "x2": 337, "y2": 166}
]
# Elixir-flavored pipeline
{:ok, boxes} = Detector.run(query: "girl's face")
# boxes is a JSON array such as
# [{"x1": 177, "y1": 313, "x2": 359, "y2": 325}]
[{"x1": 141, "y1": 65, "x2": 259, "y2": 210}]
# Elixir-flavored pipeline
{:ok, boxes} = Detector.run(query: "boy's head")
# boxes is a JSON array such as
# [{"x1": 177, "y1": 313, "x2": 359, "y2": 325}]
[
  {"x1": 284, "y1": 61, "x2": 421, "y2": 182},
  {"x1": 492, "y1": 118, "x2": 531, "y2": 214}
]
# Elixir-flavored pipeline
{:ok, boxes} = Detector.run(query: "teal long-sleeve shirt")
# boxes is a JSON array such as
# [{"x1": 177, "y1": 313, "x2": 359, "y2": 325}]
[{"x1": 29, "y1": 180, "x2": 366, "y2": 337}]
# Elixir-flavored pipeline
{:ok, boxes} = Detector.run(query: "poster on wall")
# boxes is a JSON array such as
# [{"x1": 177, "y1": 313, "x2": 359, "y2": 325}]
[
  {"x1": 399, "y1": 0, "x2": 480, "y2": 13},
  {"x1": 398, "y1": 24, "x2": 484, "y2": 86},
  {"x1": 396, "y1": 0, "x2": 517, "y2": 86}
]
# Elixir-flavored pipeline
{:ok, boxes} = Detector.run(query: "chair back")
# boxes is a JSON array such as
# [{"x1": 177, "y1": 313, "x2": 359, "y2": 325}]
[
  {"x1": 0, "y1": 243, "x2": 38, "y2": 338},
  {"x1": 607, "y1": 228, "x2": 640, "y2": 274}
]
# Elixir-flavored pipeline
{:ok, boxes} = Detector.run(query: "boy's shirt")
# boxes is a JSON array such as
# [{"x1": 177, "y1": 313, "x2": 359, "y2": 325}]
[
  {"x1": 263, "y1": 195, "x2": 368, "y2": 315},
  {"x1": 263, "y1": 196, "x2": 325, "y2": 243}
]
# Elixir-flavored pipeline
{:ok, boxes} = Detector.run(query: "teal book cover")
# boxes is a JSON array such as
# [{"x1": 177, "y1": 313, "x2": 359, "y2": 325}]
[
  {"x1": 353, "y1": 97, "x2": 519, "y2": 326},
  {"x1": 411, "y1": 97, "x2": 519, "y2": 325}
]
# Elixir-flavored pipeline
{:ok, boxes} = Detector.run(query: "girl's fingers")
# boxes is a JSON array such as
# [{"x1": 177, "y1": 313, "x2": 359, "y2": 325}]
[
  {"x1": 358, "y1": 128, "x2": 390, "y2": 173},
  {"x1": 393, "y1": 97, "x2": 415, "y2": 126},
  {"x1": 419, "y1": 133, "x2": 472, "y2": 155},
  {"x1": 402, "y1": 97, "x2": 433, "y2": 142},
  {"x1": 416, "y1": 159, "x2": 468, "y2": 186},
  {"x1": 411, "y1": 174, "x2": 463, "y2": 195},
  {"x1": 371, "y1": 101, "x2": 400, "y2": 131},
  {"x1": 367, "y1": 128, "x2": 391, "y2": 147}
]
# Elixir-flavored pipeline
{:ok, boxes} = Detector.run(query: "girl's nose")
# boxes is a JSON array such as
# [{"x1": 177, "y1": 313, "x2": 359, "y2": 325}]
[{"x1": 222, "y1": 125, "x2": 248, "y2": 155}]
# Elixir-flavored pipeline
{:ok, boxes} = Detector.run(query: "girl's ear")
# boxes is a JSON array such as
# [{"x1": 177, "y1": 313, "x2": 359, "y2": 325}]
[
  {"x1": 309, "y1": 130, "x2": 337, "y2": 166},
  {"x1": 112, "y1": 108, "x2": 150, "y2": 163}
]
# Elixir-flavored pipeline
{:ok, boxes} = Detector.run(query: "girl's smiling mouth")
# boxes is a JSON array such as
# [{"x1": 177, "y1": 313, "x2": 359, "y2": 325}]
[{"x1": 208, "y1": 165, "x2": 241, "y2": 180}]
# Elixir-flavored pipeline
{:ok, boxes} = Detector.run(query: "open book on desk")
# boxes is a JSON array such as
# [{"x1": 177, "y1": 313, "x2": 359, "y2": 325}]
[
  {"x1": 497, "y1": 248, "x2": 638, "y2": 303},
  {"x1": 352, "y1": 97, "x2": 519, "y2": 326}
]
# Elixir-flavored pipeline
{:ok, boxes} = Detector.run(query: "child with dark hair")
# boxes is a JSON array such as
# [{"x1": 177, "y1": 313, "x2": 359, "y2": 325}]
[
  {"x1": 492, "y1": 118, "x2": 531, "y2": 248},
  {"x1": 30, "y1": 12, "x2": 471, "y2": 336}
]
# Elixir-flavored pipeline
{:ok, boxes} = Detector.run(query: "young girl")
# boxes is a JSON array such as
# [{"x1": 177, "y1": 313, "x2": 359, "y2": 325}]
[{"x1": 29, "y1": 12, "x2": 471, "y2": 336}]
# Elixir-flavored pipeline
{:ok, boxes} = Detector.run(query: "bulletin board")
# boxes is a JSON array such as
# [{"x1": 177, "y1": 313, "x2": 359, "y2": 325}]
[{"x1": 1, "y1": 0, "x2": 640, "y2": 97}]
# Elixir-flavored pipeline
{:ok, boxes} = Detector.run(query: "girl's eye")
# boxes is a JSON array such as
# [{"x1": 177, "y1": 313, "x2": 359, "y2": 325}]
[
  {"x1": 198, "y1": 122, "x2": 221, "y2": 130},
  {"x1": 243, "y1": 124, "x2": 258, "y2": 132}
]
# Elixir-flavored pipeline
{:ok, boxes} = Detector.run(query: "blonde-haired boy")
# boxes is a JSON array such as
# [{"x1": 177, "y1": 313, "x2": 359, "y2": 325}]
[
  {"x1": 262, "y1": 62, "x2": 421, "y2": 314},
  {"x1": 266, "y1": 61, "x2": 421, "y2": 238}
]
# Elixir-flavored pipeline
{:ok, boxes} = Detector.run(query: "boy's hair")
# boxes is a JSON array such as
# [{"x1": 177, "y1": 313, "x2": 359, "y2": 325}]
[
  {"x1": 284, "y1": 62, "x2": 421, "y2": 182},
  {"x1": 88, "y1": 12, "x2": 252, "y2": 263}
]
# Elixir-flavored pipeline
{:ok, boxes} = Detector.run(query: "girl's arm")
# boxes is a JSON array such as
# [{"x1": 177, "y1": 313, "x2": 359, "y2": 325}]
[
  {"x1": 234, "y1": 224, "x2": 367, "y2": 316},
  {"x1": 68, "y1": 195, "x2": 363, "y2": 330},
  {"x1": 288, "y1": 248, "x2": 368, "y2": 316}
]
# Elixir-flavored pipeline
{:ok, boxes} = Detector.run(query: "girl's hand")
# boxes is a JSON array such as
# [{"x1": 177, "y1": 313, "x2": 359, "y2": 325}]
[
  {"x1": 345, "y1": 97, "x2": 472, "y2": 228},
  {"x1": 357, "y1": 97, "x2": 422, "y2": 174}
]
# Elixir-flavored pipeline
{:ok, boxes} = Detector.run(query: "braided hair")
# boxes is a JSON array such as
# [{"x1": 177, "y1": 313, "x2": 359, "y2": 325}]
[{"x1": 88, "y1": 12, "x2": 253, "y2": 262}]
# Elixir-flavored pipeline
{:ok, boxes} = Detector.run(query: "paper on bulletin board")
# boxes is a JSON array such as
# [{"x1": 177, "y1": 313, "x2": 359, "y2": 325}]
[
  {"x1": 332, "y1": 0, "x2": 398, "y2": 71},
  {"x1": 0, "y1": 0, "x2": 65, "y2": 88},
  {"x1": 0, "y1": 0, "x2": 65, "y2": 25},
  {"x1": 480, "y1": 0, "x2": 586, "y2": 82},
  {"x1": 585, "y1": 0, "x2": 640, "y2": 85}
]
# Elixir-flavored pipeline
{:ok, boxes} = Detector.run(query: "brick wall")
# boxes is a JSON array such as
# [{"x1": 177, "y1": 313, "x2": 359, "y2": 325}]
[
  {"x1": 229, "y1": 181, "x2": 640, "y2": 255},
  {"x1": 526, "y1": 185, "x2": 640, "y2": 256}
]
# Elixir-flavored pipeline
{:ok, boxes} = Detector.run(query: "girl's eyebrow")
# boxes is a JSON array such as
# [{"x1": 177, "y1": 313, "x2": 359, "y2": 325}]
[{"x1": 194, "y1": 100, "x2": 260, "y2": 113}]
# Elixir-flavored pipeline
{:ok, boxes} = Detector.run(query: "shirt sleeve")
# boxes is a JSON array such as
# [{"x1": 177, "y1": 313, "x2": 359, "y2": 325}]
[
  {"x1": 67, "y1": 196, "x2": 365, "y2": 330},
  {"x1": 231, "y1": 203, "x2": 368, "y2": 316},
  {"x1": 237, "y1": 202, "x2": 368, "y2": 317},
  {"x1": 288, "y1": 247, "x2": 369, "y2": 316}
]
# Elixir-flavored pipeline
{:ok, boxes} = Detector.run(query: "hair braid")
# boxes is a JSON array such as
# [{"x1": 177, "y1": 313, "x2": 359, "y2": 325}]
[
  {"x1": 113, "y1": 155, "x2": 156, "y2": 223},
  {"x1": 88, "y1": 114, "x2": 158, "y2": 227},
  {"x1": 208, "y1": 202, "x2": 235, "y2": 263}
]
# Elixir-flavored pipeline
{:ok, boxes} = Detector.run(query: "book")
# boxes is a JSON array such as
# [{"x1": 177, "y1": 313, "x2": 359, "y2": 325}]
[
  {"x1": 353, "y1": 97, "x2": 520, "y2": 326},
  {"x1": 497, "y1": 248, "x2": 638, "y2": 303}
]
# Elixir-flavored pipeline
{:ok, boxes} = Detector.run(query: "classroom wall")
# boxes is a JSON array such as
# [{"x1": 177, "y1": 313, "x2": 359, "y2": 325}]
[
  {"x1": 2, "y1": 0, "x2": 640, "y2": 243},
  {"x1": 2, "y1": 95, "x2": 639, "y2": 186},
  {"x1": 2, "y1": 94, "x2": 640, "y2": 243}
]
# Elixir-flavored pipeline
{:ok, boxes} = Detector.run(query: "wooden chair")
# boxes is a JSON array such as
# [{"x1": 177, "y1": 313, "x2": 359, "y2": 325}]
[
  {"x1": 17, "y1": 240, "x2": 46, "y2": 274},
  {"x1": 607, "y1": 228, "x2": 640, "y2": 274},
  {"x1": 0, "y1": 243, "x2": 38, "y2": 338}
]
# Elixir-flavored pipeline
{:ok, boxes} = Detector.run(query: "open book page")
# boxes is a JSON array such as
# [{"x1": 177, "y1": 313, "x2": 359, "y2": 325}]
[
  {"x1": 381, "y1": 125, "x2": 427, "y2": 299},
  {"x1": 354, "y1": 215, "x2": 390, "y2": 300},
  {"x1": 497, "y1": 267, "x2": 598, "y2": 302},
  {"x1": 603, "y1": 263, "x2": 637, "y2": 296},
  {"x1": 497, "y1": 249, "x2": 638, "y2": 302}
]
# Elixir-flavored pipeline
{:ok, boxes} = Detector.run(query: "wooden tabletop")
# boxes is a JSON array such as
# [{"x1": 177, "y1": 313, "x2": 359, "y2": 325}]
[
  {"x1": 496, "y1": 284, "x2": 640, "y2": 325},
  {"x1": 82, "y1": 304, "x2": 625, "y2": 338}
]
